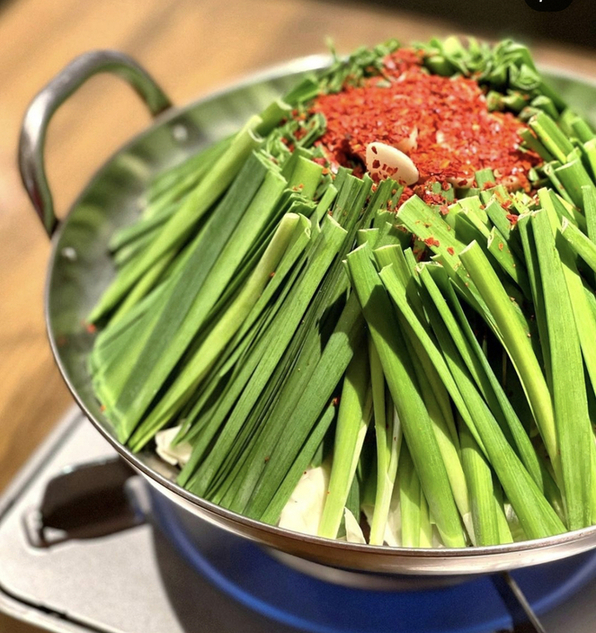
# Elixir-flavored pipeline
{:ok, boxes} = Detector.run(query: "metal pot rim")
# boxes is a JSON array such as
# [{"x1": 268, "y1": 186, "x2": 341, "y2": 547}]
[{"x1": 28, "y1": 50, "x2": 596, "y2": 576}]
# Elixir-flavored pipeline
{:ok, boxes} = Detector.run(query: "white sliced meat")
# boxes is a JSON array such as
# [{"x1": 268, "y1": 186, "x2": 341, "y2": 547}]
[{"x1": 155, "y1": 426, "x2": 193, "y2": 467}]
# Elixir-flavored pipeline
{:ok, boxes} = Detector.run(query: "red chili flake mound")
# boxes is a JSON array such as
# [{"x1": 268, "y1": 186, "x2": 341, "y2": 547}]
[{"x1": 310, "y1": 49, "x2": 540, "y2": 206}]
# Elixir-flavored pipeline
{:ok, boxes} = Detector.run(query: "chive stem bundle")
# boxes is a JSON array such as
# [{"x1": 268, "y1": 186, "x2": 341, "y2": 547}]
[{"x1": 88, "y1": 36, "x2": 596, "y2": 548}]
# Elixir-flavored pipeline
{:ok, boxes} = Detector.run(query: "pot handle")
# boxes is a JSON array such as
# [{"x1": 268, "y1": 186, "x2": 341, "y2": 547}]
[{"x1": 19, "y1": 50, "x2": 173, "y2": 237}]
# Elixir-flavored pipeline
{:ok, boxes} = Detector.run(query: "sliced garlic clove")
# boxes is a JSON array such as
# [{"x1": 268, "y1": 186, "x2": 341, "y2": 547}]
[
  {"x1": 395, "y1": 126, "x2": 418, "y2": 153},
  {"x1": 500, "y1": 174, "x2": 523, "y2": 191},
  {"x1": 446, "y1": 175, "x2": 475, "y2": 188},
  {"x1": 366, "y1": 141, "x2": 419, "y2": 185}
]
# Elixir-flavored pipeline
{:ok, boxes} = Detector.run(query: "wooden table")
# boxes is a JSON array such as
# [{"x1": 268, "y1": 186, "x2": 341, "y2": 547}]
[{"x1": 0, "y1": 1, "x2": 594, "y2": 631}]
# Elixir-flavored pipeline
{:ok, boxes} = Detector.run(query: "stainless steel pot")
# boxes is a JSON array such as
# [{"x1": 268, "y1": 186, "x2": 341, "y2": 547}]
[{"x1": 19, "y1": 49, "x2": 596, "y2": 578}]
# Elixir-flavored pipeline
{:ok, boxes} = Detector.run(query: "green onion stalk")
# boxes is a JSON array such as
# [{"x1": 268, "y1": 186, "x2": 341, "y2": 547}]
[{"x1": 87, "y1": 35, "x2": 596, "y2": 547}]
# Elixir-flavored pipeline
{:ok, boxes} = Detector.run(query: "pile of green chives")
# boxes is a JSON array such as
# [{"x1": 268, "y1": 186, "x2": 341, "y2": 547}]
[{"x1": 88, "y1": 36, "x2": 596, "y2": 547}]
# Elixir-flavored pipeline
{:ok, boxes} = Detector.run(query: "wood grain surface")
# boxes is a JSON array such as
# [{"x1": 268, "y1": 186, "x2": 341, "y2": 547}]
[{"x1": 0, "y1": 1, "x2": 594, "y2": 631}]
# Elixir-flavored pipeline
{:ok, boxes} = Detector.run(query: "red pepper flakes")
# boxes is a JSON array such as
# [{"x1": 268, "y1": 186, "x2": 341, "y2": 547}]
[
  {"x1": 310, "y1": 49, "x2": 540, "y2": 207},
  {"x1": 447, "y1": 246, "x2": 455, "y2": 256},
  {"x1": 419, "y1": 187, "x2": 450, "y2": 206},
  {"x1": 424, "y1": 237, "x2": 441, "y2": 247},
  {"x1": 413, "y1": 248, "x2": 426, "y2": 262},
  {"x1": 294, "y1": 127, "x2": 307, "y2": 141},
  {"x1": 506, "y1": 213, "x2": 519, "y2": 225}
]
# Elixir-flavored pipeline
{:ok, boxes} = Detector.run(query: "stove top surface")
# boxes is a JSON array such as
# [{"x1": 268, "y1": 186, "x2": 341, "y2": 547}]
[
  {"x1": 1, "y1": 409, "x2": 596, "y2": 633},
  {"x1": 0, "y1": 409, "x2": 307, "y2": 633}
]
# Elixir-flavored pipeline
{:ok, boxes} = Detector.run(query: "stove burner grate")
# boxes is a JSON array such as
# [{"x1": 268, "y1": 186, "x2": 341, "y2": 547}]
[{"x1": 152, "y1": 490, "x2": 596, "y2": 633}]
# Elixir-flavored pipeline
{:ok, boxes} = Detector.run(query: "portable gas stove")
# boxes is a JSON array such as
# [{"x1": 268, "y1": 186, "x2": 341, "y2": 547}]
[{"x1": 1, "y1": 408, "x2": 596, "y2": 633}]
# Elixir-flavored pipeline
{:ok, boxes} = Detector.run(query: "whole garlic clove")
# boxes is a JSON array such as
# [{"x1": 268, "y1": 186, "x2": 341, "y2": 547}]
[{"x1": 366, "y1": 141, "x2": 419, "y2": 185}]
